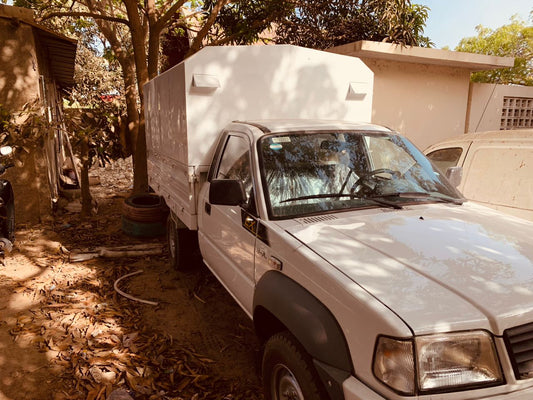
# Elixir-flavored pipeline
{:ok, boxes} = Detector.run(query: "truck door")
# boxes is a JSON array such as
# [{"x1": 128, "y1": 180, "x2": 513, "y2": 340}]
[{"x1": 198, "y1": 133, "x2": 257, "y2": 316}]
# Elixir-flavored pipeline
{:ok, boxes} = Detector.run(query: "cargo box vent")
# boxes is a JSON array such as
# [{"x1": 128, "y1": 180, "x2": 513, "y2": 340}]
[
  {"x1": 299, "y1": 215, "x2": 338, "y2": 224},
  {"x1": 504, "y1": 322, "x2": 533, "y2": 380},
  {"x1": 192, "y1": 74, "x2": 220, "y2": 89}
]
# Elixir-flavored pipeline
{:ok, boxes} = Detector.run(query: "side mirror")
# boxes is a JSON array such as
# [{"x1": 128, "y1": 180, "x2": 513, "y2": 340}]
[
  {"x1": 0, "y1": 146, "x2": 13, "y2": 156},
  {"x1": 209, "y1": 179, "x2": 246, "y2": 206},
  {"x1": 445, "y1": 166, "x2": 462, "y2": 187}
]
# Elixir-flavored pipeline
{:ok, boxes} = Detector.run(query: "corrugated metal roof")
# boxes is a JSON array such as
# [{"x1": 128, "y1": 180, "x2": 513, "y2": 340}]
[{"x1": 32, "y1": 26, "x2": 77, "y2": 89}]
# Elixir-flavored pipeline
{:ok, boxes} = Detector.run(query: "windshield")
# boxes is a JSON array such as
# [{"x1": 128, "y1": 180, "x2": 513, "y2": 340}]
[{"x1": 259, "y1": 131, "x2": 463, "y2": 219}]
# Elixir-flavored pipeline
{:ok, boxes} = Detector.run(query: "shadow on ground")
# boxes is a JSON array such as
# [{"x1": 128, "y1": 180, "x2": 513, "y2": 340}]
[{"x1": 0, "y1": 159, "x2": 262, "y2": 400}]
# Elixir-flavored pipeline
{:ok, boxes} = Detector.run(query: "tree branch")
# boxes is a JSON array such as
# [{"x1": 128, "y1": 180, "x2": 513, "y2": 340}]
[
  {"x1": 203, "y1": 10, "x2": 279, "y2": 47},
  {"x1": 154, "y1": 0, "x2": 187, "y2": 32},
  {"x1": 187, "y1": 0, "x2": 230, "y2": 56},
  {"x1": 38, "y1": 11, "x2": 129, "y2": 26}
]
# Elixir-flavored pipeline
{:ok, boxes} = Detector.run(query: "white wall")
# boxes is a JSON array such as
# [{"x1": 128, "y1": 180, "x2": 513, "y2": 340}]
[
  {"x1": 361, "y1": 58, "x2": 472, "y2": 150},
  {"x1": 468, "y1": 83, "x2": 533, "y2": 132}
]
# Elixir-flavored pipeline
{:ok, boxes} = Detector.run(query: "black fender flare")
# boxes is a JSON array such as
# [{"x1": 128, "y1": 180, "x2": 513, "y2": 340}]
[{"x1": 253, "y1": 271, "x2": 352, "y2": 373}]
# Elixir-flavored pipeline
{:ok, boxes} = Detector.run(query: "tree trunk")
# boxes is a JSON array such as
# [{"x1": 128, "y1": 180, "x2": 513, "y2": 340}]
[
  {"x1": 124, "y1": 0, "x2": 151, "y2": 194},
  {"x1": 121, "y1": 59, "x2": 140, "y2": 157},
  {"x1": 93, "y1": 14, "x2": 144, "y2": 192},
  {"x1": 80, "y1": 135, "x2": 93, "y2": 218},
  {"x1": 133, "y1": 111, "x2": 149, "y2": 193}
]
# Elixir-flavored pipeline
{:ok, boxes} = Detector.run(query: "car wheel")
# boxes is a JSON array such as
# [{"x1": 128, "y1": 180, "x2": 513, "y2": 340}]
[
  {"x1": 262, "y1": 331, "x2": 324, "y2": 400},
  {"x1": 167, "y1": 215, "x2": 200, "y2": 270},
  {"x1": 167, "y1": 215, "x2": 180, "y2": 269}
]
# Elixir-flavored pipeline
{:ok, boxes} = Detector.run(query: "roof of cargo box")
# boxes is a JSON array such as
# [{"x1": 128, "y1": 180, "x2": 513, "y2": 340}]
[
  {"x1": 145, "y1": 44, "x2": 377, "y2": 169},
  {"x1": 233, "y1": 119, "x2": 393, "y2": 134}
]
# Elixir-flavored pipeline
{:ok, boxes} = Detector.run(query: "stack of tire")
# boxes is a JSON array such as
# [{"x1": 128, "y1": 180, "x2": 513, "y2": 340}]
[{"x1": 121, "y1": 193, "x2": 169, "y2": 237}]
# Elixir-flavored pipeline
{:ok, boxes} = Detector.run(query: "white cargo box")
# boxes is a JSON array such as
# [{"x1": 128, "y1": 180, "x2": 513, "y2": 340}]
[{"x1": 145, "y1": 45, "x2": 374, "y2": 229}]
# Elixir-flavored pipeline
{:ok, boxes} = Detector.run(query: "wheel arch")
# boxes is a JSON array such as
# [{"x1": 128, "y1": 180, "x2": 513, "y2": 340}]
[{"x1": 253, "y1": 271, "x2": 353, "y2": 373}]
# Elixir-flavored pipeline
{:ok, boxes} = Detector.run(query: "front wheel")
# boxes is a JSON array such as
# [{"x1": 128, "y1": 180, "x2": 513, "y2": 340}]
[{"x1": 262, "y1": 332, "x2": 325, "y2": 400}]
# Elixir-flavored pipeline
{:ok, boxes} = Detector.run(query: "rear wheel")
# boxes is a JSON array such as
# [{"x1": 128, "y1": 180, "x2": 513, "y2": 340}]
[
  {"x1": 167, "y1": 215, "x2": 200, "y2": 270},
  {"x1": 262, "y1": 332, "x2": 324, "y2": 400}
]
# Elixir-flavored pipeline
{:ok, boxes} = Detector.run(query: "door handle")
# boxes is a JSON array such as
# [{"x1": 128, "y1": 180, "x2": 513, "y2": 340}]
[{"x1": 205, "y1": 202, "x2": 211, "y2": 215}]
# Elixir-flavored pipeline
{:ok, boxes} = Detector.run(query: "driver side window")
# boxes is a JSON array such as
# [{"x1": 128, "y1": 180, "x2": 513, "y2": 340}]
[{"x1": 216, "y1": 135, "x2": 254, "y2": 209}]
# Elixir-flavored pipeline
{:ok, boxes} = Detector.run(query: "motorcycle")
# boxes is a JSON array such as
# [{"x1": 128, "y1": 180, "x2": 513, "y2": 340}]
[{"x1": 0, "y1": 145, "x2": 14, "y2": 258}]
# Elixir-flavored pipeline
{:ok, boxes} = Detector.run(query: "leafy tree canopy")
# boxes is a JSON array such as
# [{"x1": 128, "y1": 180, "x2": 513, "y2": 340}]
[
  {"x1": 6, "y1": 0, "x2": 293, "y2": 193},
  {"x1": 455, "y1": 13, "x2": 533, "y2": 86},
  {"x1": 274, "y1": 0, "x2": 432, "y2": 49},
  {"x1": 203, "y1": 0, "x2": 292, "y2": 45},
  {"x1": 5, "y1": 0, "x2": 435, "y2": 197}
]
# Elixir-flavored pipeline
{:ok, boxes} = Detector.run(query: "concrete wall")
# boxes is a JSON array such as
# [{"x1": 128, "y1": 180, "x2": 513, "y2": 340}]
[
  {"x1": 0, "y1": 20, "x2": 40, "y2": 113},
  {"x1": 361, "y1": 58, "x2": 472, "y2": 150},
  {"x1": 467, "y1": 83, "x2": 533, "y2": 132},
  {"x1": 0, "y1": 18, "x2": 52, "y2": 224},
  {"x1": 4, "y1": 149, "x2": 51, "y2": 225}
]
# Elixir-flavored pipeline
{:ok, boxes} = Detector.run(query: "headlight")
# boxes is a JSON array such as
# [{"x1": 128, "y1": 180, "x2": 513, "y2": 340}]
[
  {"x1": 374, "y1": 331, "x2": 503, "y2": 395},
  {"x1": 416, "y1": 331, "x2": 503, "y2": 391}
]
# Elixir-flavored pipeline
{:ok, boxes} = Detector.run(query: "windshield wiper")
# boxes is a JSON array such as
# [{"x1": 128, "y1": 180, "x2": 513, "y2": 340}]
[
  {"x1": 371, "y1": 192, "x2": 464, "y2": 205},
  {"x1": 373, "y1": 191, "x2": 430, "y2": 198},
  {"x1": 426, "y1": 194, "x2": 464, "y2": 205},
  {"x1": 280, "y1": 193, "x2": 351, "y2": 203},
  {"x1": 280, "y1": 193, "x2": 403, "y2": 210},
  {"x1": 364, "y1": 197, "x2": 403, "y2": 209}
]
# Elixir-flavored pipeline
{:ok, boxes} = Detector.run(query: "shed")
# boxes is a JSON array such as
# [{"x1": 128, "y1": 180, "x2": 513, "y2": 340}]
[{"x1": 0, "y1": 4, "x2": 79, "y2": 223}]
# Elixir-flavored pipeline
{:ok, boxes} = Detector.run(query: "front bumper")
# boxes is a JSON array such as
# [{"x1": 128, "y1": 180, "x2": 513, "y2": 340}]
[
  {"x1": 343, "y1": 377, "x2": 387, "y2": 400},
  {"x1": 342, "y1": 376, "x2": 533, "y2": 400}
]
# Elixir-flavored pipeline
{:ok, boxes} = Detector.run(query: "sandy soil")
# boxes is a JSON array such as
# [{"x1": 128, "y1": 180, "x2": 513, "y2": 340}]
[{"x1": 0, "y1": 159, "x2": 262, "y2": 400}]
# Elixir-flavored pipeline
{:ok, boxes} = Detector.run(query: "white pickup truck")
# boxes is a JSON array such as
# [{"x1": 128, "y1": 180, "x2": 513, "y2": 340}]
[{"x1": 145, "y1": 45, "x2": 533, "y2": 400}]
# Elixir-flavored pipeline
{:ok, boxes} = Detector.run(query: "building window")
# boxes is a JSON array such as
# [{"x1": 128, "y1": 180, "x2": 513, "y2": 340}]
[{"x1": 501, "y1": 97, "x2": 533, "y2": 130}]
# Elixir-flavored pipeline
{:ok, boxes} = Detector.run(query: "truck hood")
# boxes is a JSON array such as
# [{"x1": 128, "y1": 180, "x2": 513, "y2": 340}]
[{"x1": 282, "y1": 203, "x2": 533, "y2": 335}]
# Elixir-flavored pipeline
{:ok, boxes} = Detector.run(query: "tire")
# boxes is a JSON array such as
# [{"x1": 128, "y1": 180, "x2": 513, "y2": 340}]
[
  {"x1": 262, "y1": 331, "x2": 325, "y2": 400},
  {"x1": 167, "y1": 214, "x2": 200, "y2": 270},
  {"x1": 122, "y1": 193, "x2": 168, "y2": 222},
  {"x1": 121, "y1": 215, "x2": 166, "y2": 238}
]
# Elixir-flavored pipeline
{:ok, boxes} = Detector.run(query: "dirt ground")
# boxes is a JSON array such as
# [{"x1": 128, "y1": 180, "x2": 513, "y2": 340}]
[{"x1": 0, "y1": 159, "x2": 263, "y2": 400}]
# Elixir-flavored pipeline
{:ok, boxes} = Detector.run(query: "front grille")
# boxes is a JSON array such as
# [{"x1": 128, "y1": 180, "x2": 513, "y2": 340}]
[{"x1": 504, "y1": 322, "x2": 533, "y2": 380}]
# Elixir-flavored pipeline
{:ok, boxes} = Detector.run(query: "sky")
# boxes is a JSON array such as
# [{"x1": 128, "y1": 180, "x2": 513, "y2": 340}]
[{"x1": 417, "y1": 0, "x2": 532, "y2": 49}]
